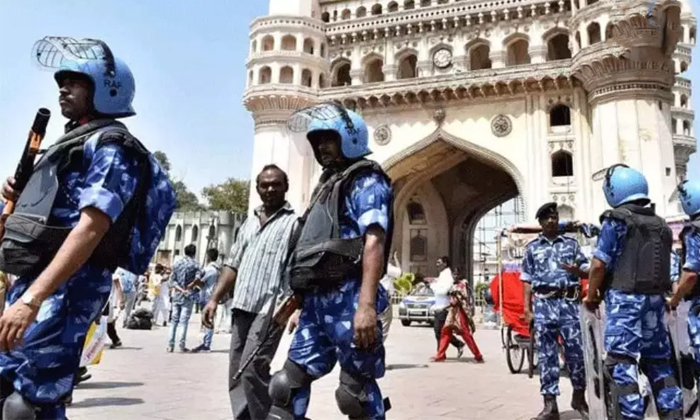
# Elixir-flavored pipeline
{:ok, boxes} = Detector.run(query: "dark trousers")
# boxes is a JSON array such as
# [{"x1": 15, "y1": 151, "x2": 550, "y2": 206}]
[
  {"x1": 229, "y1": 308, "x2": 284, "y2": 420},
  {"x1": 107, "y1": 321, "x2": 121, "y2": 345},
  {"x1": 433, "y1": 308, "x2": 463, "y2": 350}
]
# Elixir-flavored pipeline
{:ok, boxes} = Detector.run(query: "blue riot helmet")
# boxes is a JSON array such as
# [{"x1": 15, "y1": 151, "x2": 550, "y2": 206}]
[
  {"x1": 35, "y1": 37, "x2": 135, "y2": 118},
  {"x1": 596, "y1": 164, "x2": 649, "y2": 208},
  {"x1": 304, "y1": 103, "x2": 371, "y2": 162},
  {"x1": 676, "y1": 180, "x2": 700, "y2": 217}
]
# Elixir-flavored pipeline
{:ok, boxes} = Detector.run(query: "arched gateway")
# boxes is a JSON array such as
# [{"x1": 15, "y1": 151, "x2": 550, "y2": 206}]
[{"x1": 243, "y1": 0, "x2": 696, "y2": 281}]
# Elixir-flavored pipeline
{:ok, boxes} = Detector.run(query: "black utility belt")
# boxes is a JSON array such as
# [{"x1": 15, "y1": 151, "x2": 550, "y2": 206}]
[{"x1": 533, "y1": 286, "x2": 581, "y2": 300}]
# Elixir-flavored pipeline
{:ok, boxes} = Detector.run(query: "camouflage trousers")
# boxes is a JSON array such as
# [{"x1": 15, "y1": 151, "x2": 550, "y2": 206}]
[
  {"x1": 603, "y1": 289, "x2": 682, "y2": 419},
  {"x1": 686, "y1": 299, "x2": 700, "y2": 395},
  {"x1": 287, "y1": 280, "x2": 389, "y2": 420},
  {"x1": 533, "y1": 296, "x2": 586, "y2": 395}
]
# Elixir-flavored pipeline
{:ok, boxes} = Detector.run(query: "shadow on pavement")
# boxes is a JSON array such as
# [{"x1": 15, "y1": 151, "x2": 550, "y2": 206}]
[
  {"x1": 77, "y1": 381, "x2": 144, "y2": 390},
  {"x1": 70, "y1": 397, "x2": 144, "y2": 409},
  {"x1": 386, "y1": 363, "x2": 429, "y2": 371},
  {"x1": 108, "y1": 346, "x2": 143, "y2": 351}
]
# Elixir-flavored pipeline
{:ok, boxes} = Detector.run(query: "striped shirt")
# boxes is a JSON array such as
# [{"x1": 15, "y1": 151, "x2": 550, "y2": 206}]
[{"x1": 226, "y1": 202, "x2": 297, "y2": 314}]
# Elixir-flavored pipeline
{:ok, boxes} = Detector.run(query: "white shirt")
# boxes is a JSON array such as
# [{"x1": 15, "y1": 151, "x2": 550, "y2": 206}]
[
  {"x1": 379, "y1": 263, "x2": 400, "y2": 297},
  {"x1": 432, "y1": 267, "x2": 453, "y2": 310}
]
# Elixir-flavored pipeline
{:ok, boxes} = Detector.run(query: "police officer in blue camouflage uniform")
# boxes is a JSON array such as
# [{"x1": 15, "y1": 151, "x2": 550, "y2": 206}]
[
  {"x1": 668, "y1": 179, "x2": 700, "y2": 411},
  {"x1": 522, "y1": 202, "x2": 589, "y2": 420},
  {"x1": 267, "y1": 104, "x2": 393, "y2": 420},
  {"x1": 0, "y1": 37, "x2": 175, "y2": 419},
  {"x1": 585, "y1": 164, "x2": 682, "y2": 420}
]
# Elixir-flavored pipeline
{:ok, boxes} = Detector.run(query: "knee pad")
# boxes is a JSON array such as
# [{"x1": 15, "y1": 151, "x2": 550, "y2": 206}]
[
  {"x1": 604, "y1": 353, "x2": 640, "y2": 418},
  {"x1": 2, "y1": 392, "x2": 36, "y2": 420},
  {"x1": 269, "y1": 360, "x2": 313, "y2": 409},
  {"x1": 335, "y1": 370, "x2": 370, "y2": 420}
]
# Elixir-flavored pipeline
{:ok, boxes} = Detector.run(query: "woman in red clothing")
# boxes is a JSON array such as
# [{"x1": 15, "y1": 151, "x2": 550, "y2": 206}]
[{"x1": 431, "y1": 269, "x2": 484, "y2": 362}]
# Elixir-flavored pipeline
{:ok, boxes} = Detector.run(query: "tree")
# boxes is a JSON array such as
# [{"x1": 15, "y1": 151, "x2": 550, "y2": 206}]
[
  {"x1": 154, "y1": 151, "x2": 203, "y2": 211},
  {"x1": 201, "y1": 178, "x2": 250, "y2": 214}
]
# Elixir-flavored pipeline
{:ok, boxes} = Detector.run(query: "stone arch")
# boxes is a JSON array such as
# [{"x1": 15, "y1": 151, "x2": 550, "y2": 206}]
[
  {"x1": 587, "y1": 22, "x2": 602, "y2": 45},
  {"x1": 420, "y1": 0, "x2": 431, "y2": 6},
  {"x1": 681, "y1": 94, "x2": 689, "y2": 108},
  {"x1": 691, "y1": 27, "x2": 697, "y2": 45},
  {"x1": 303, "y1": 38, "x2": 314, "y2": 54},
  {"x1": 281, "y1": 35, "x2": 297, "y2": 51},
  {"x1": 191, "y1": 225, "x2": 199, "y2": 242},
  {"x1": 331, "y1": 58, "x2": 352, "y2": 86},
  {"x1": 301, "y1": 69, "x2": 313, "y2": 87},
  {"x1": 259, "y1": 66, "x2": 272, "y2": 84},
  {"x1": 362, "y1": 53, "x2": 385, "y2": 83},
  {"x1": 551, "y1": 150, "x2": 574, "y2": 177},
  {"x1": 175, "y1": 225, "x2": 183, "y2": 242},
  {"x1": 605, "y1": 23, "x2": 615, "y2": 40},
  {"x1": 357, "y1": 6, "x2": 367, "y2": 18},
  {"x1": 404, "y1": 0, "x2": 416, "y2": 9},
  {"x1": 388, "y1": 1, "x2": 399, "y2": 12},
  {"x1": 321, "y1": 11, "x2": 330, "y2": 22},
  {"x1": 396, "y1": 49, "x2": 418, "y2": 79},
  {"x1": 262, "y1": 35, "x2": 274, "y2": 51},
  {"x1": 466, "y1": 38, "x2": 491, "y2": 70},
  {"x1": 279, "y1": 66, "x2": 294, "y2": 84},
  {"x1": 341, "y1": 8, "x2": 351, "y2": 20},
  {"x1": 684, "y1": 120, "x2": 691, "y2": 136},
  {"x1": 681, "y1": 61, "x2": 689, "y2": 73},
  {"x1": 672, "y1": 118, "x2": 678, "y2": 134},
  {"x1": 544, "y1": 30, "x2": 571, "y2": 60},
  {"x1": 383, "y1": 128, "x2": 524, "y2": 276},
  {"x1": 371, "y1": 3, "x2": 382, "y2": 15},
  {"x1": 382, "y1": 128, "x2": 527, "y2": 212},
  {"x1": 550, "y1": 104, "x2": 571, "y2": 126},
  {"x1": 503, "y1": 34, "x2": 530, "y2": 66}
]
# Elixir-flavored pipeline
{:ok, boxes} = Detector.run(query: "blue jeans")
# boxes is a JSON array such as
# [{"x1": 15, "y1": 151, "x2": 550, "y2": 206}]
[
  {"x1": 202, "y1": 327, "x2": 214, "y2": 348},
  {"x1": 169, "y1": 300, "x2": 194, "y2": 349}
]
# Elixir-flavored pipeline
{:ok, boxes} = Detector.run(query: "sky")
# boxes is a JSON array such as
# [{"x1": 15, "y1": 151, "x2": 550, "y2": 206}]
[{"x1": 0, "y1": 0, "x2": 699, "y2": 201}]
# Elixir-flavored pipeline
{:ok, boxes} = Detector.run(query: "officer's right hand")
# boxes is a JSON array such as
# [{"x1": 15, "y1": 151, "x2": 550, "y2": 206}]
[
  {"x1": 202, "y1": 299, "x2": 217, "y2": 329},
  {"x1": 583, "y1": 295, "x2": 600, "y2": 312},
  {"x1": 1, "y1": 177, "x2": 17, "y2": 202}
]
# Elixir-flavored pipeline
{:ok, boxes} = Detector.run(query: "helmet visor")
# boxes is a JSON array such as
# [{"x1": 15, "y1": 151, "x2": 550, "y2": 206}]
[{"x1": 591, "y1": 163, "x2": 629, "y2": 182}]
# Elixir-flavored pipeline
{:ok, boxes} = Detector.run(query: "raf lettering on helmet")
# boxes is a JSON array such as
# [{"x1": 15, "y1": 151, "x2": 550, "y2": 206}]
[{"x1": 104, "y1": 79, "x2": 122, "y2": 89}]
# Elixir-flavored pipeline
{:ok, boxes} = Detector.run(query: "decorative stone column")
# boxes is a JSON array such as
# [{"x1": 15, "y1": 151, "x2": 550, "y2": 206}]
[{"x1": 572, "y1": 0, "x2": 683, "y2": 217}]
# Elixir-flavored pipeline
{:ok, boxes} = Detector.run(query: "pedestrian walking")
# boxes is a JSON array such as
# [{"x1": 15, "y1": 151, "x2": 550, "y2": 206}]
[{"x1": 202, "y1": 165, "x2": 297, "y2": 420}]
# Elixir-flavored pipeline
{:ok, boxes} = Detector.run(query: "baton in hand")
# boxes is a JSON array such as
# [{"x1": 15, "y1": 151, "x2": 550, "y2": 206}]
[{"x1": 231, "y1": 293, "x2": 302, "y2": 382}]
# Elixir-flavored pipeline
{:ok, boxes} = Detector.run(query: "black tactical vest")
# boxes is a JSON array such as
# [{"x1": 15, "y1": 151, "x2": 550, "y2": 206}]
[
  {"x1": 288, "y1": 159, "x2": 394, "y2": 292},
  {"x1": 600, "y1": 203, "x2": 672, "y2": 295},
  {"x1": 680, "y1": 220, "x2": 700, "y2": 299},
  {"x1": 0, "y1": 120, "x2": 150, "y2": 277}
]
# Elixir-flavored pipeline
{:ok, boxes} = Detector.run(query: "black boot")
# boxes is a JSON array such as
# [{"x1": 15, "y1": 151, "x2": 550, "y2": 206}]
[
  {"x1": 531, "y1": 395, "x2": 560, "y2": 420},
  {"x1": 571, "y1": 389, "x2": 589, "y2": 420}
]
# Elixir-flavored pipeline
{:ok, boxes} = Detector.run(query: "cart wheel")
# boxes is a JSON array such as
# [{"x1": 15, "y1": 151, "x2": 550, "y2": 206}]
[
  {"x1": 506, "y1": 325, "x2": 525, "y2": 374},
  {"x1": 528, "y1": 322, "x2": 536, "y2": 378}
]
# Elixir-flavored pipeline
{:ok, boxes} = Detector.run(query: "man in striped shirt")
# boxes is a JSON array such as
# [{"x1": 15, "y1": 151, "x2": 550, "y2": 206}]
[{"x1": 202, "y1": 164, "x2": 296, "y2": 420}]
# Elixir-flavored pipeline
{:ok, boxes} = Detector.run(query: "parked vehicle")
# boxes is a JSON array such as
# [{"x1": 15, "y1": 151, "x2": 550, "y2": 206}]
[{"x1": 398, "y1": 284, "x2": 435, "y2": 327}]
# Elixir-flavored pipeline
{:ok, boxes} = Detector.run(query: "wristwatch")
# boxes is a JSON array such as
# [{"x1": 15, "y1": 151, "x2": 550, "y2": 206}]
[{"x1": 21, "y1": 292, "x2": 41, "y2": 309}]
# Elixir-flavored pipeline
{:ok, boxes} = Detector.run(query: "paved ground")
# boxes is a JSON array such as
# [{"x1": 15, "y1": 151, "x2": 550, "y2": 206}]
[{"x1": 67, "y1": 312, "x2": 585, "y2": 420}]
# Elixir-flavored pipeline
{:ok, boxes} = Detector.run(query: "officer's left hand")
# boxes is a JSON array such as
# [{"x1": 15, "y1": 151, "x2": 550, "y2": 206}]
[
  {"x1": 0, "y1": 300, "x2": 38, "y2": 352},
  {"x1": 354, "y1": 304, "x2": 378, "y2": 350}
]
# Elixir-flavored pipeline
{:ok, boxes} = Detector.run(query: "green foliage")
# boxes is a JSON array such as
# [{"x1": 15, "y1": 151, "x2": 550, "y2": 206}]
[
  {"x1": 393, "y1": 273, "x2": 415, "y2": 294},
  {"x1": 201, "y1": 178, "x2": 250, "y2": 214},
  {"x1": 153, "y1": 151, "x2": 171, "y2": 173}
]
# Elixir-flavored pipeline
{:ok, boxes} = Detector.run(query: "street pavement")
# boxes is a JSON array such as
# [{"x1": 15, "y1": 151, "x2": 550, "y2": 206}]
[{"x1": 66, "y1": 312, "x2": 584, "y2": 420}]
